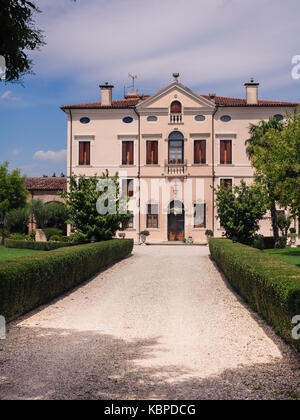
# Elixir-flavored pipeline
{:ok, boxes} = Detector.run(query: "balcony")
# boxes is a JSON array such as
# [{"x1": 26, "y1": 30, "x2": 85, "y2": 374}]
[
  {"x1": 169, "y1": 113, "x2": 183, "y2": 124},
  {"x1": 165, "y1": 160, "x2": 187, "y2": 176}
]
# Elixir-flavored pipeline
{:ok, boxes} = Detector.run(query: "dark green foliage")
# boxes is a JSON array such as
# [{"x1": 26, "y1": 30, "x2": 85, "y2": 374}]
[
  {"x1": 0, "y1": 162, "x2": 28, "y2": 243},
  {"x1": 31, "y1": 200, "x2": 68, "y2": 232},
  {"x1": 209, "y1": 238, "x2": 300, "y2": 351},
  {"x1": 5, "y1": 239, "x2": 75, "y2": 251},
  {"x1": 42, "y1": 227, "x2": 63, "y2": 241},
  {"x1": 43, "y1": 201, "x2": 69, "y2": 232},
  {"x1": 214, "y1": 180, "x2": 266, "y2": 244},
  {"x1": 7, "y1": 206, "x2": 30, "y2": 233},
  {"x1": 0, "y1": 239, "x2": 133, "y2": 320},
  {"x1": 252, "y1": 235, "x2": 287, "y2": 250},
  {"x1": 49, "y1": 235, "x2": 63, "y2": 242},
  {"x1": 0, "y1": 0, "x2": 45, "y2": 83},
  {"x1": 277, "y1": 212, "x2": 292, "y2": 236}
]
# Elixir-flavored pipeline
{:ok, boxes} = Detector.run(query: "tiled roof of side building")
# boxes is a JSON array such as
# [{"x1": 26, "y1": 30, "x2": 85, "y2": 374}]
[
  {"x1": 62, "y1": 94, "x2": 298, "y2": 109},
  {"x1": 201, "y1": 95, "x2": 298, "y2": 107},
  {"x1": 25, "y1": 177, "x2": 68, "y2": 191}
]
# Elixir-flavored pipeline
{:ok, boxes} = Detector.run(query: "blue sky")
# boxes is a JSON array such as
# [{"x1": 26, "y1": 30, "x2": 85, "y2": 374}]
[{"x1": 0, "y1": 0, "x2": 300, "y2": 177}]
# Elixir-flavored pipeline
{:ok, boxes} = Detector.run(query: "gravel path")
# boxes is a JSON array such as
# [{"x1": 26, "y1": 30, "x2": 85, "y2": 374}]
[{"x1": 0, "y1": 245, "x2": 299, "y2": 400}]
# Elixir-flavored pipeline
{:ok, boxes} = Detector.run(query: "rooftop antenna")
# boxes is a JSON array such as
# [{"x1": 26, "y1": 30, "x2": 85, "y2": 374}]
[{"x1": 128, "y1": 73, "x2": 137, "y2": 89}]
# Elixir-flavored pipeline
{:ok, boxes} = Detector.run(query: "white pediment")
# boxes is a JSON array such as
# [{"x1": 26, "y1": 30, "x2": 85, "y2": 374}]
[{"x1": 136, "y1": 81, "x2": 215, "y2": 112}]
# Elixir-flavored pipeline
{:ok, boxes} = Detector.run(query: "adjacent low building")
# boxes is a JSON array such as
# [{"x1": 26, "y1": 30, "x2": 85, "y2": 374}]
[
  {"x1": 25, "y1": 177, "x2": 67, "y2": 232},
  {"x1": 61, "y1": 75, "x2": 298, "y2": 243}
]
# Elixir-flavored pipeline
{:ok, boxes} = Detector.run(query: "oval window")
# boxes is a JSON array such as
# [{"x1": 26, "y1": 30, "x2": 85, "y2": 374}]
[
  {"x1": 147, "y1": 116, "x2": 158, "y2": 122},
  {"x1": 123, "y1": 116, "x2": 133, "y2": 124},
  {"x1": 195, "y1": 115, "x2": 206, "y2": 122},
  {"x1": 220, "y1": 115, "x2": 231, "y2": 122},
  {"x1": 273, "y1": 114, "x2": 283, "y2": 121},
  {"x1": 80, "y1": 117, "x2": 90, "y2": 124}
]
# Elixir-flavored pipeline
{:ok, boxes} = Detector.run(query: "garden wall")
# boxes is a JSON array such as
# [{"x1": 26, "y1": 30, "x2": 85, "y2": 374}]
[
  {"x1": 209, "y1": 238, "x2": 300, "y2": 351},
  {"x1": 0, "y1": 239, "x2": 133, "y2": 320}
]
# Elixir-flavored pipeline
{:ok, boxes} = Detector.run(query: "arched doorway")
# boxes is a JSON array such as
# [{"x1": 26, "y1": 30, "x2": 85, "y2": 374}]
[{"x1": 168, "y1": 200, "x2": 185, "y2": 241}]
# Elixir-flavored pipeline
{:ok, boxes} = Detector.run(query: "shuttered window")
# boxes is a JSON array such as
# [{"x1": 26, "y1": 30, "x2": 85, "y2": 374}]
[
  {"x1": 194, "y1": 203, "x2": 206, "y2": 228},
  {"x1": 194, "y1": 140, "x2": 206, "y2": 164},
  {"x1": 146, "y1": 204, "x2": 159, "y2": 228},
  {"x1": 146, "y1": 141, "x2": 158, "y2": 164},
  {"x1": 170, "y1": 101, "x2": 182, "y2": 114},
  {"x1": 122, "y1": 141, "x2": 134, "y2": 165},
  {"x1": 79, "y1": 142, "x2": 90, "y2": 165},
  {"x1": 122, "y1": 179, "x2": 134, "y2": 197},
  {"x1": 220, "y1": 178, "x2": 233, "y2": 188},
  {"x1": 220, "y1": 140, "x2": 232, "y2": 164},
  {"x1": 122, "y1": 212, "x2": 134, "y2": 229}
]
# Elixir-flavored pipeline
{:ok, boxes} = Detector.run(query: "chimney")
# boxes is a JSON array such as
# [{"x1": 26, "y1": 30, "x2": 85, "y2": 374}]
[
  {"x1": 244, "y1": 78, "x2": 259, "y2": 105},
  {"x1": 99, "y1": 82, "x2": 114, "y2": 106}
]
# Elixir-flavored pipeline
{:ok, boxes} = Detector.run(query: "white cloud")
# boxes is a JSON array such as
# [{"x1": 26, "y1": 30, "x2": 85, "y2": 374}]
[
  {"x1": 11, "y1": 148, "x2": 20, "y2": 156},
  {"x1": 32, "y1": 0, "x2": 300, "y2": 95},
  {"x1": 33, "y1": 149, "x2": 67, "y2": 162},
  {"x1": 1, "y1": 90, "x2": 20, "y2": 101}
]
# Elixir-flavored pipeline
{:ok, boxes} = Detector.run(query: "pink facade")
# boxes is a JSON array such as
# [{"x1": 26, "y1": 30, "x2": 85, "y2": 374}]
[{"x1": 62, "y1": 76, "x2": 298, "y2": 243}]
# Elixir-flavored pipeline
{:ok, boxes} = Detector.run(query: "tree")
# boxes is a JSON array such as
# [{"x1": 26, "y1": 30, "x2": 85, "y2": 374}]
[
  {"x1": 0, "y1": 161, "x2": 28, "y2": 243},
  {"x1": 61, "y1": 171, "x2": 131, "y2": 242},
  {"x1": 31, "y1": 199, "x2": 69, "y2": 232},
  {"x1": 214, "y1": 180, "x2": 266, "y2": 244},
  {"x1": 0, "y1": 0, "x2": 45, "y2": 83},
  {"x1": 268, "y1": 112, "x2": 300, "y2": 219},
  {"x1": 277, "y1": 211, "x2": 292, "y2": 236},
  {"x1": 7, "y1": 206, "x2": 30, "y2": 234},
  {"x1": 246, "y1": 118, "x2": 284, "y2": 247}
]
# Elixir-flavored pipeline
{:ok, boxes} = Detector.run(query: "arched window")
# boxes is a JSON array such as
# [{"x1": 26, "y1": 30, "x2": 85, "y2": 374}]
[
  {"x1": 168, "y1": 131, "x2": 184, "y2": 164},
  {"x1": 170, "y1": 101, "x2": 182, "y2": 114}
]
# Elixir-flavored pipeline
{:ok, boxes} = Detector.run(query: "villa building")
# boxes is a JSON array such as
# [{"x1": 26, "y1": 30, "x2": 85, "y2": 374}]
[{"x1": 62, "y1": 75, "x2": 298, "y2": 243}]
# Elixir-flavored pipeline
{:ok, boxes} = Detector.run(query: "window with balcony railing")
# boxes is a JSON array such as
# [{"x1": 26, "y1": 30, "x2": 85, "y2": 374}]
[{"x1": 170, "y1": 100, "x2": 182, "y2": 124}]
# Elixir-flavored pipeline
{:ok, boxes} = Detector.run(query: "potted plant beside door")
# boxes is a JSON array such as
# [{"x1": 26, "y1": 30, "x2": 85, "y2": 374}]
[{"x1": 140, "y1": 230, "x2": 150, "y2": 244}]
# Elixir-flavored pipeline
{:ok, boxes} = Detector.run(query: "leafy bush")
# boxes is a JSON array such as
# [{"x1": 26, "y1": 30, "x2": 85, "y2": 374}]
[
  {"x1": 29, "y1": 230, "x2": 36, "y2": 241},
  {"x1": 5, "y1": 239, "x2": 75, "y2": 251},
  {"x1": 209, "y1": 238, "x2": 300, "y2": 351},
  {"x1": 43, "y1": 228, "x2": 63, "y2": 241},
  {"x1": 252, "y1": 235, "x2": 287, "y2": 250},
  {"x1": 0, "y1": 239, "x2": 133, "y2": 320},
  {"x1": 214, "y1": 180, "x2": 266, "y2": 244},
  {"x1": 7, "y1": 207, "x2": 30, "y2": 234},
  {"x1": 9, "y1": 233, "x2": 31, "y2": 241},
  {"x1": 49, "y1": 235, "x2": 63, "y2": 242},
  {"x1": 31, "y1": 200, "x2": 69, "y2": 232},
  {"x1": 68, "y1": 232, "x2": 89, "y2": 244}
]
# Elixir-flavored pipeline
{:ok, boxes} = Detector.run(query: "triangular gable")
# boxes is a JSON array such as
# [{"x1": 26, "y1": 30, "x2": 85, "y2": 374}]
[{"x1": 136, "y1": 81, "x2": 215, "y2": 111}]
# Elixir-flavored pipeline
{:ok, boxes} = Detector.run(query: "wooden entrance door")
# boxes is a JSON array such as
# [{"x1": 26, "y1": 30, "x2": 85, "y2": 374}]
[{"x1": 168, "y1": 201, "x2": 184, "y2": 241}]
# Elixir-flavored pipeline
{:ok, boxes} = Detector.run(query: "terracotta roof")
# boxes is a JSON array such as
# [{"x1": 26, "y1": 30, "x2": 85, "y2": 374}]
[
  {"x1": 61, "y1": 95, "x2": 150, "y2": 110},
  {"x1": 62, "y1": 94, "x2": 298, "y2": 110},
  {"x1": 25, "y1": 177, "x2": 67, "y2": 191},
  {"x1": 201, "y1": 95, "x2": 298, "y2": 107}
]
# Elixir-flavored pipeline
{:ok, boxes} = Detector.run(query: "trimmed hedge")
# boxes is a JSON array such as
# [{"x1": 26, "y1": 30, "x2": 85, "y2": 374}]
[
  {"x1": 209, "y1": 238, "x2": 300, "y2": 351},
  {"x1": 5, "y1": 239, "x2": 75, "y2": 251},
  {"x1": 0, "y1": 239, "x2": 133, "y2": 320}
]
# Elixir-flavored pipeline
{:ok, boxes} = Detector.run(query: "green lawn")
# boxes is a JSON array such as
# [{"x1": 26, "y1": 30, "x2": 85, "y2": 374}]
[
  {"x1": 264, "y1": 247, "x2": 300, "y2": 268},
  {"x1": 0, "y1": 246, "x2": 44, "y2": 262}
]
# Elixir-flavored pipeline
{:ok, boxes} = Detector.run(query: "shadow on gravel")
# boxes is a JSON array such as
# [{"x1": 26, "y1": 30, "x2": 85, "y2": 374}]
[{"x1": 0, "y1": 326, "x2": 299, "y2": 400}]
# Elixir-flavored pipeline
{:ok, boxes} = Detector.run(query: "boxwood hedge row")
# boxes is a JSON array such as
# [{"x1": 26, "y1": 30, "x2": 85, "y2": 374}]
[
  {"x1": 0, "y1": 239, "x2": 133, "y2": 320},
  {"x1": 209, "y1": 238, "x2": 300, "y2": 351},
  {"x1": 5, "y1": 239, "x2": 75, "y2": 251}
]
